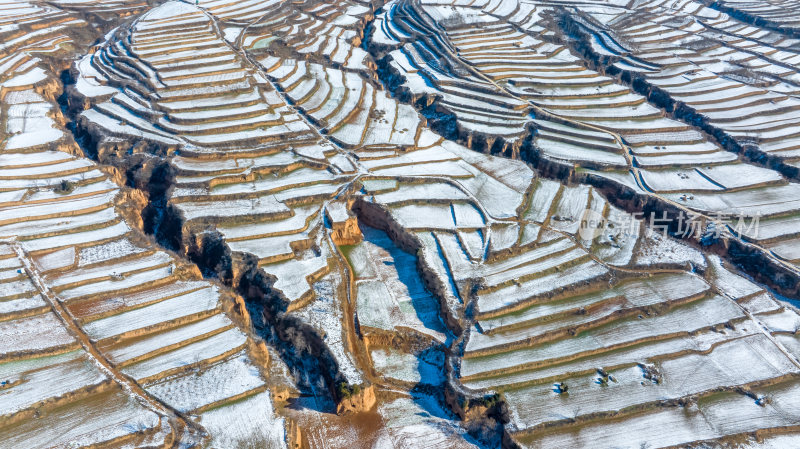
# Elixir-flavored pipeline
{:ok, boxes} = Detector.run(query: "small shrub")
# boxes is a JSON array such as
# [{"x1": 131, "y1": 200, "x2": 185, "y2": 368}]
[{"x1": 54, "y1": 179, "x2": 75, "y2": 194}]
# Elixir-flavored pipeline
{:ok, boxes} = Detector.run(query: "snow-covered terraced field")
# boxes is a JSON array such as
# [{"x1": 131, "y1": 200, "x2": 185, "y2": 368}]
[
  {"x1": 6, "y1": 0, "x2": 800, "y2": 447},
  {"x1": 262, "y1": 57, "x2": 421, "y2": 148},
  {"x1": 349, "y1": 224, "x2": 449, "y2": 349},
  {"x1": 0, "y1": 5, "x2": 288, "y2": 445},
  {"x1": 233, "y1": 0, "x2": 374, "y2": 71},
  {"x1": 68, "y1": 1, "x2": 800, "y2": 446},
  {"x1": 371, "y1": 0, "x2": 536, "y2": 152},
  {"x1": 715, "y1": 0, "x2": 800, "y2": 31},
  {"x1": 372, "y1": 0, "x2": 800, "y2": 276},
  {"x1": 581, "y1": 0, "x2": 800, "y2": 165},
  {"x1": 546, "y1": 0, "x2": 800, "y2": 265},
  {"x1": 0, "y1": 244, "x2": 177, "y2": 447}
]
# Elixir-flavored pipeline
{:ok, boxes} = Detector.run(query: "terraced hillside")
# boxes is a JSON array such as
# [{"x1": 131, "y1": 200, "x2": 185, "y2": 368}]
[
  {"x1": 552, "y1": 0, "x2": 800, "y2": 266},
  {"x1": 712, "y1": 0, "x2": 800, "y2": 33},
  {"x1": 5, "y1": 0, "x2": 800, "y2": 448},
  {"x1": 370, "y1": 0, "x2": 800, "y2": 291},
  {"x1": 1, "y1": 2, "x2": 290, "y2": 448}
]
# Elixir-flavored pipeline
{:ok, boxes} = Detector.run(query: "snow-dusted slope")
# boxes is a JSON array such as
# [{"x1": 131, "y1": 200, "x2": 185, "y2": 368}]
[
  {"x1": 5, "y1": 0, "x2": 800, "y2": 447},
  {"x1": 0, "y1": 3, "x2": 287, "y2": 447}
]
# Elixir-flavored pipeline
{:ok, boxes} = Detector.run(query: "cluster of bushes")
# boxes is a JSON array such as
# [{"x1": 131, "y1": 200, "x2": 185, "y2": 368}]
[{"x1": 336, "y1": 381, "x2": 362, "y2": 400}]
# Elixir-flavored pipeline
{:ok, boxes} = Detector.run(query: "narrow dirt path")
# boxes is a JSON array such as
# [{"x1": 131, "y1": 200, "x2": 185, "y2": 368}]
[{"x1": 9, "y1": 240, "x2": 207, "y2": 448}]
